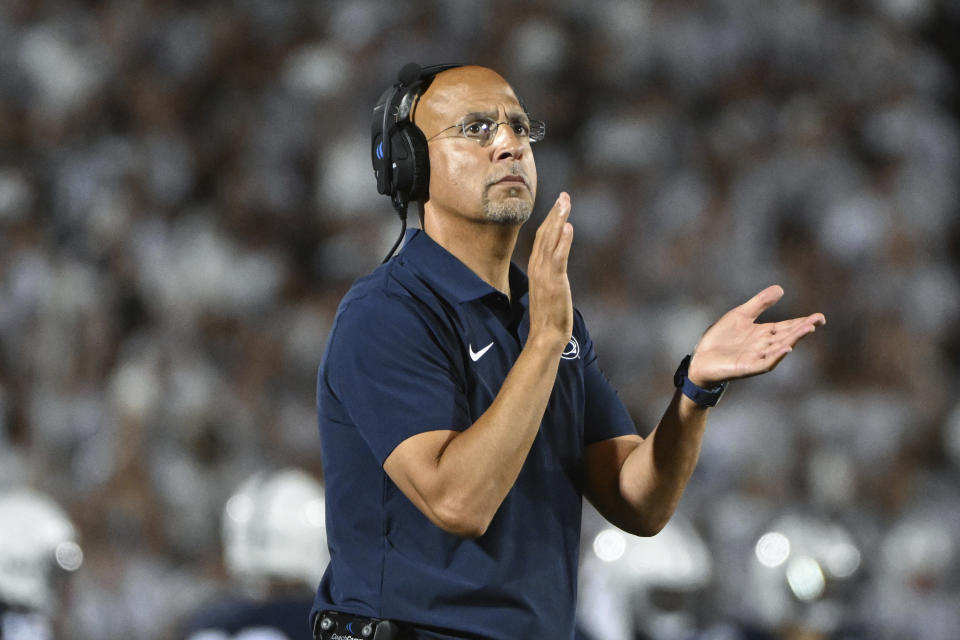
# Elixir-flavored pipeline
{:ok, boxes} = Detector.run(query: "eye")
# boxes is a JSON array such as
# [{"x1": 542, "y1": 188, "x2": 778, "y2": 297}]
[
  {"x1": 462, "y1": 119, "x2": 494, "y2": 138},
  {"x1": 511, "y1": 121, "x2": 531, "y2": 137}
]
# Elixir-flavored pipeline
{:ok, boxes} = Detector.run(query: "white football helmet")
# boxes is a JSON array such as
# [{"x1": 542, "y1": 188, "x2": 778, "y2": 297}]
[
  {"x1": 222, "y1": 468, "x2": 329, "y2": 591},
  {"x1": 578, "y1": 512, "x2": 713, "y2": 640},
  {"x1": 746, "y1": 512, "x2": 862, "y2": 632},
  {"x1": 0, "y1": 487, "x2": 83, "y2": 612}
]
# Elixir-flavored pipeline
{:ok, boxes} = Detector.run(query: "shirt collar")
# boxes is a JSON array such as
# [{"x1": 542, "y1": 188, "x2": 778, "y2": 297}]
[{"x1": 396, "y1": 229, "x2": 528, "y2": 304}]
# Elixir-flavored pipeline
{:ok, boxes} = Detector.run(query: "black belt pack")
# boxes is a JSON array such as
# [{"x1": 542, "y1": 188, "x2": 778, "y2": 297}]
[{"x1": 313, "y1": 611, "x2": 401, "y2": 640}]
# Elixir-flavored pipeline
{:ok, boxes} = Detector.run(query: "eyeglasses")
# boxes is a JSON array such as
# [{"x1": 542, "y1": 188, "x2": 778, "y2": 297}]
[{"x1": 427, "y1": 116, "x2": 546, "y2": 146}]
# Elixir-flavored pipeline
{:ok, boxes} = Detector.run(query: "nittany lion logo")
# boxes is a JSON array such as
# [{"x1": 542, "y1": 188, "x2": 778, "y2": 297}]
[{"x1": 561, "y1": 336, "x2": 580, "y2": 360}]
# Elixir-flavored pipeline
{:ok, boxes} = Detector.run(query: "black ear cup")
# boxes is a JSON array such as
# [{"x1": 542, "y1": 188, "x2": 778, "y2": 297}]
[
  {"x1": 371, "y1": 86, "x2": 395, "y2": 197},
  {"x1": 391, "y1": 124, "x2": 430, "y2": 203}
]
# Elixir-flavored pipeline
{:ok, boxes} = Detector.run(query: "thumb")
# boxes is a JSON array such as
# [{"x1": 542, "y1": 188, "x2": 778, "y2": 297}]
[{"x1": 740, "y1": 285, "x2": 784, "y2": 320}]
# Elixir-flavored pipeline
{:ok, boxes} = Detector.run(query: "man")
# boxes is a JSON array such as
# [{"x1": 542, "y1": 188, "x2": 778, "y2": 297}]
[{"x1": 311, "y1": 64, "x2": 825, "y2": 640}]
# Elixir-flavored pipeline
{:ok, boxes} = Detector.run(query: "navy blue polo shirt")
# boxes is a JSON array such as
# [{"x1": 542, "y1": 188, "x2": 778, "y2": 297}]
[{"x1": 312, "y1": 229, "x2": 636, "y2": 639}]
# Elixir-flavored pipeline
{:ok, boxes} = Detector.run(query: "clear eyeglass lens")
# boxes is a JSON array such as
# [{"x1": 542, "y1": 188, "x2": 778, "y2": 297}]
[
  {"x1": 458, "y1": 118, "x2": 545, "y2": 145},
  {"x1": 461, "y1": 118, "x2": 495, "y2": 142},
  {"x1": 529, "y1": 120, "x2": 545, "y2": 142}
]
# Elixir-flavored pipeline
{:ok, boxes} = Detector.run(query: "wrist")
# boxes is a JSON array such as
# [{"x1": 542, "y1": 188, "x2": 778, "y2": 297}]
[
  {"x1": 674, "y1": 355, "x2": 727, "y2": 408},
  {"x1": 526, "y1": 329, "x2": 570, "y2": 356},
  {"x1": 685, "y1": 356, "x2": 713, "y2": 388}
]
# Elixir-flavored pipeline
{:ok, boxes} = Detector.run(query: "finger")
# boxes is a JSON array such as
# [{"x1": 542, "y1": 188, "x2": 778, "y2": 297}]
[
  {"x1": 761, "y1": 347, "x2": 793, "y2": 372},
  {"x1": 534, "y1": 192, "x2": 570, "y2": 263},
  {"x1": 769, "y1": 316, "x2": 811, "y2": 335},
  {"x1": 770, "y1": 320, "x2": 820, "y2": 352},
  {"x1": 552, "y1": 222, "x2": 573, "y2": 272},
  {"x1": 757, "y1": 337, "x2": 797, "y2": 367},
  {"x1": 547, "y1": 192, "x2": 571, "y2": 247},
  {"x1": 763, "y1": 314, "x2": 826, "y2": 341},
  {"x1": 754, "y1": 319, "x2": 814, "y2": 352},
  {"x1": 534, "y1": 192, "x2": 566, "y2": 237},
  {"x1": 739, "y1": 285, "x2": 785, "y2": 321}
]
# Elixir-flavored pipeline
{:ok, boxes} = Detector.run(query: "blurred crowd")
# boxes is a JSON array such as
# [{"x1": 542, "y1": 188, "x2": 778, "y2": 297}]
[{"x1": 0, "y1": 0, "x2": 958, "y2": 638}]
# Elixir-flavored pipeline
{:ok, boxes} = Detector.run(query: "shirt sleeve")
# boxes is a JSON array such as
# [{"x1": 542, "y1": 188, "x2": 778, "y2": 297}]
[
  {"x1": 576, "y1": 311, "x2": 639, "y2": 445},
  {"x1": 322, "y1": 290, "x2": 471, "y2": 465}
]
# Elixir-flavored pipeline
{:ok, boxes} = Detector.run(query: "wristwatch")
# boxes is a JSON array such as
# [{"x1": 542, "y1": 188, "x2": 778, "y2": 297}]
[{"x1": 674, "y1": 355, "x2": 727, "y2": 408}]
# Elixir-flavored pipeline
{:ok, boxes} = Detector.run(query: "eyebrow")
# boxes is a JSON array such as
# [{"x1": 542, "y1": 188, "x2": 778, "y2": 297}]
[{"x1": 458, "y1": 110, "x2": 529, "y2": 123}]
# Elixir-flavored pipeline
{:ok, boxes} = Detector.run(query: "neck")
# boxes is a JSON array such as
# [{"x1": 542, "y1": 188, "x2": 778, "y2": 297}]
[{"x1": 422, "y1": 207, "x2": 519, "y2": 296}]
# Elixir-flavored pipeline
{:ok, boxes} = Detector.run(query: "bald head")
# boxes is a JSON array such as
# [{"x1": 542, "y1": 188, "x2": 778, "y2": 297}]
[{"x1": 412, "y1": 66, "x2": 523, "y2": 139}]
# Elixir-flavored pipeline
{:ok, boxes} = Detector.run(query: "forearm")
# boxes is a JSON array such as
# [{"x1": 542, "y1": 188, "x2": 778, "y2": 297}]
[
  {"x1": 587, "y1": 287, "x2": 825, "y2": 536},
  {"x1": 386, "y1": 193, "x2": 576, "y2": 537},
  {"x1": 616, "y1": 390, "x2": 708, "y2": 535},
  {"x1": 428, "y1": 336, "x2": 563, "y2": 535}
]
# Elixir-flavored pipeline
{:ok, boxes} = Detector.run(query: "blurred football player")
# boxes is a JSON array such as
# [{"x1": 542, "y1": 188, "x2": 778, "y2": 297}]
[
  {"x1": 577, "y1": 510, "x2": 713, "y2": 640},
  {"x1": 0, "y1": 487, "x2": 83, "y2": 640},
  {"x1": 743, "y1": 512, "x2": 866, "y2": 640},
  {"x1": 182, "y1": 468, "x2": 328, "y2": 640}
]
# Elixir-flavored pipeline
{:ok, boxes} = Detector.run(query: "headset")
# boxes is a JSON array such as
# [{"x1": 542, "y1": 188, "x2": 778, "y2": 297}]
[{"x1": 371, "y1": 62, "x2": 463, "y2": 263}]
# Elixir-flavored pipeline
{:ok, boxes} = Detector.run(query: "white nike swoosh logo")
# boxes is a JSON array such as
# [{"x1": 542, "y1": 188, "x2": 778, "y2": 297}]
[{"x1": 469, "y1": 342, "x2": 494, "y2": 362}]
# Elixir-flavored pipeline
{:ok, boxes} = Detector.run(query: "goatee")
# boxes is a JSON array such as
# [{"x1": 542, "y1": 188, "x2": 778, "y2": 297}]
[{"x1": 481, "y1": 192, "x2": 532, "y2": 225}]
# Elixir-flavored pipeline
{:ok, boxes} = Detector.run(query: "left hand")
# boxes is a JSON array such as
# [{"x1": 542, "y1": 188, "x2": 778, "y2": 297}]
[{"x1": 687, "y1": 285, "x2": 826, "y2": 387}]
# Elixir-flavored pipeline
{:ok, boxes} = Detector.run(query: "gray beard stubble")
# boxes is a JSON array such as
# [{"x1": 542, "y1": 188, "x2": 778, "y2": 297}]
[{"x1": 481, "y1": 189, "x2": 532, "y2": 225}]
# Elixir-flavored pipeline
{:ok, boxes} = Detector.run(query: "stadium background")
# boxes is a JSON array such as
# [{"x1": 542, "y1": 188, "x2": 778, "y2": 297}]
[{"x1": 0, "y1": 0, "x2": 958, "y2": 638}]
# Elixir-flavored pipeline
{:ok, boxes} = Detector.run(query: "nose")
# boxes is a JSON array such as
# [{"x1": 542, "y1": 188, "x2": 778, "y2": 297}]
[{"x1": 491, "y1": 123, "x2": 525, "y2": 162}]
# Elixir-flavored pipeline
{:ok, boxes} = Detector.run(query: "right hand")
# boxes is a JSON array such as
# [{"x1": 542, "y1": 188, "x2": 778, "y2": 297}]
[{"x1": 526, "y1": 192, "x2": 574, "y2": 353}]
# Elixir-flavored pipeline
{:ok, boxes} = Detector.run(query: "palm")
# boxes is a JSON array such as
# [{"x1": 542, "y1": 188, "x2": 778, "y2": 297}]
[{"x1": 688, "y1": 285, "x2": 825, "y2": 387}]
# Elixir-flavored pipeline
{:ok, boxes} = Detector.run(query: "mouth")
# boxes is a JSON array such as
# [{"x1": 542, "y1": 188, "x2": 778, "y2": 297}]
[{"x1": 492, "y1": 176, "x2": 529, "y2": 189}]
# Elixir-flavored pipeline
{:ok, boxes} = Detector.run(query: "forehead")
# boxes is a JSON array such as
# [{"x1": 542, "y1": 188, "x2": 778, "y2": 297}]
[{"x1": 414, "y1": 66, "x2": 523, "y2": 127}]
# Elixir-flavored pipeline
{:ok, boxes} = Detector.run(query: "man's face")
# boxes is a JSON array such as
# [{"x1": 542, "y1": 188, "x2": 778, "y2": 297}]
[{"x1": 413, "y1": 66, "x2": 538, "y2": 226}]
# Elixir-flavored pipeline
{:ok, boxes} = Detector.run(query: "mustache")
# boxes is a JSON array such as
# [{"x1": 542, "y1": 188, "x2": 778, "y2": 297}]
[{"x1": 485, "y1": 164, "x2": 529, "y2": 188}]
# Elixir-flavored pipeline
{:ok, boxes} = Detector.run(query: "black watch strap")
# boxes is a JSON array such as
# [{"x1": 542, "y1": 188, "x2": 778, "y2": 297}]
[{"x1": 673, "y1": 355, "x2": 727, "y2": 408}]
